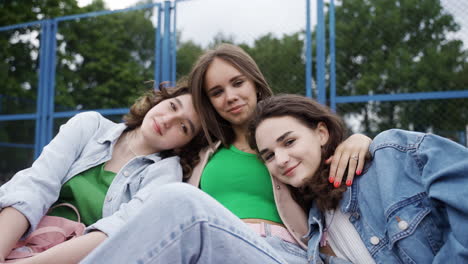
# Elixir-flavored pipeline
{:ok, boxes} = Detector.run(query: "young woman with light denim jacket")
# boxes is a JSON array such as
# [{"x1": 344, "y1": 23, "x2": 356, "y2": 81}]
[
  {"x1": 249, "y1": 94, "x2": 468, "y2": 264},
  {"x1": 81, "y1": 44, "x2": 373, "y2": 264},
  {"x1": 0, "y1": 84, "x2": 206, "y2": 264}
]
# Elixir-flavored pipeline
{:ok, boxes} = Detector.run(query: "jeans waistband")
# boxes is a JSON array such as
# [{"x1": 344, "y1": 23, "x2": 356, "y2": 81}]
[{"x1": 247, "y1": 222, "x2": 298, "y2": 245}]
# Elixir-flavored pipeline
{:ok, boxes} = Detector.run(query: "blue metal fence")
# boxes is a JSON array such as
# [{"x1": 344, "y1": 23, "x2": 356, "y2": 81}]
[
  {"x1": 306, "y1": 0, "x2": 467, "y2": 144},
  {"x1": 1, "y1": 0, "x2": 467, "y2": 169},
  {"x1": 0, "y1": 1, "x2": 178, "y2": 159}
]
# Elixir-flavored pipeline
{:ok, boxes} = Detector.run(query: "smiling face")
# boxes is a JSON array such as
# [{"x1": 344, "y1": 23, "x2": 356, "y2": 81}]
[
  {"x1": 140, "y1": 94, "x2": 201, "y2": 152},
  {"x1": 204, "y1": 58, "x2": 258, "y2": 128},
  {"x1": 255, "y1": 116, "x2": 329, "y2": 188}
]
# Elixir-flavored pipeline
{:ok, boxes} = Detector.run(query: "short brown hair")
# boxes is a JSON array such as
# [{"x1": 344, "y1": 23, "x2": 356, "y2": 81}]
[
  {"x1": 189, "y1": 44, "x2": 273, "y2": 147},
  {"x1": 248, "y1": 94, "x2": 348, "y2": 212},
  {"x1": 124, "y1": 82, "x2": 207, "y2": 179}
]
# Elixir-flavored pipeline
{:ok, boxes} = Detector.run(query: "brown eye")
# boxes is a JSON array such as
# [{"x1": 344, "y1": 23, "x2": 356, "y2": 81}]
[
  {"x1": 170, "y1": 102, "x2": 177, "y2": 111},
  {"x1": 264, "y1": 152, "x2": 274, "y2": 162},
  {"x1": 181, "y1": 123, "x2": 188, "y2": 134},
  {"x1": 233, "y1": 80, "x2": 244, "y2": 87},
  {"x1": 211, "y1": 89, "x2": 223, "y2": 97},
  {"x1": 284, "y1": 139, "x2": 295, "y2": 146}
]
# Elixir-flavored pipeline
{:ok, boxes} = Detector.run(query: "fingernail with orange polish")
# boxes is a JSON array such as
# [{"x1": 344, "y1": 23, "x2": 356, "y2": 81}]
[
  {"x1": 356, "y1": 170, "x2": 362, "y2": 175},
  {"x1": 334, "y1": 181, "x2": 341, "y2": 188},
  {"x1": 346, "y1": 180, "x2": 352, "y2": 186},
  {"x1": 329, "y1": 177, "x2": 334, "y2": 183}
]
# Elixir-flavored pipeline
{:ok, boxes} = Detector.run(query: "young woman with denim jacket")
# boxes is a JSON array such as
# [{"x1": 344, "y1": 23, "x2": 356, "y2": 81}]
[
  {"x1": 249, "y1": 94, "x2": 468, "y2": 263},
  {"x1": 80, "y1": 44, "x2": 373, "y2": 264},
  {"x1": 0, "y1": 85, "x2": 205, "y2": 264}
]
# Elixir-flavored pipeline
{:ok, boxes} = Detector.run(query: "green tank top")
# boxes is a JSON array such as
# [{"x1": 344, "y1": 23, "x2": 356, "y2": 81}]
[
  {"x1": 48, "y1": 163, "x2": 116, "y2": 226},
  {"x1": 200, "y1": 145, "x2": 282, "y2": 223}
]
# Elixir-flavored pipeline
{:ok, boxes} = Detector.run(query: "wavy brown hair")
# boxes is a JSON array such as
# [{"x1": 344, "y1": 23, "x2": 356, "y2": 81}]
[
  {"x1": 123, "y1": 82, "x2": 207, "y2": 179},
  {"x1": 248, "y1": 94, "x2": 348, "y2": 212},
  {"x1": 188, "y1": 43, "x2": 273, "y2": 147}
]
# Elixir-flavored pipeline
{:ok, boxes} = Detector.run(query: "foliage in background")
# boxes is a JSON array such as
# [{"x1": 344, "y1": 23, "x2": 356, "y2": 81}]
[
  {"x1": 1, "y1": 0, "x2": 467, "y2": 182},
  {"x1": 332, "y1": 0, "x2": 467, "y2": 136}
]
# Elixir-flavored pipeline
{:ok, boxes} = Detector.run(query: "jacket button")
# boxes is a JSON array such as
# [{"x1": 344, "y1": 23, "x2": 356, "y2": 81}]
[
  {"x1": 276, "y1": 185, "x2": 280, "y2": 190},
  {"x1": 123, "y1": 171, "x2": 130, "y2": 177},
  {"x1": 370, "y1": 236, "x2": 380, "y2": 245},
  {"x1": 398, "y1": 220, "x2": 409, "y2": 230}
]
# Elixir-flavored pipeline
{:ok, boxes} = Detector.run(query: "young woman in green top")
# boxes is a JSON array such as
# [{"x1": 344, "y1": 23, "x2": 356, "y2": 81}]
[
  {"x1": 187, "y1": 44, "x2": 372, "y2": 261},
  {"x1": 0, "y1": 84, "x2": 206, "y2": 264}
]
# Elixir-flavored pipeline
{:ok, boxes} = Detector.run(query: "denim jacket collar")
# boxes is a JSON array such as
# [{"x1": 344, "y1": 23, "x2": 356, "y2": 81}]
[{"x1": 95, "y1": 122, "x2": 161, "y2": 163}]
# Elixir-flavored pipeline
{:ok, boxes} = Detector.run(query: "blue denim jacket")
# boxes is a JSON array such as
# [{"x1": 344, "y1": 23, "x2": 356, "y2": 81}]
[
  {"x1": 0, "y1": 112, "x2": 182, "y2": 237},
  {"x1": 306, "y1": 129, "x2": 468, "y2": 264}
]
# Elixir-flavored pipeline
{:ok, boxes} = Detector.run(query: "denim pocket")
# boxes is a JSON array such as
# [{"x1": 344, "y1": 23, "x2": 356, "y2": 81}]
[{"x1": 385, "y1": 194, "x2": 442, "y2": 262}]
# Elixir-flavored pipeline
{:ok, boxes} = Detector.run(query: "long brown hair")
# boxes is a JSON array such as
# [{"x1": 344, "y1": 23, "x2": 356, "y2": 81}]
[
  {"x1": 189, "y1": 43, "x2": 273, "y2": 147},
  {"x1": 248, "y1": 94, "x2": 348, "y2": 212},
  {"x1": 124, "y1": 83, "x2": 207, "y2": 179}
]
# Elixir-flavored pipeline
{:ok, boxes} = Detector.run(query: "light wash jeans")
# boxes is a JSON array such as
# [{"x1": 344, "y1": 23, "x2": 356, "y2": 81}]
[{"x1": 81, "y1": 183, "x2": 307, "y2": 264}]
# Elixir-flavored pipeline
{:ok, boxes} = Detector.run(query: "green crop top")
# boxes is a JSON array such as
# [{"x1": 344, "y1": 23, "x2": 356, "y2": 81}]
[
  {"x1": 200, "y1": 145, "x2": 282, "y2": 223},
  {"x1": 48, "y1": 163, "x2": 116, "y2": 226}
]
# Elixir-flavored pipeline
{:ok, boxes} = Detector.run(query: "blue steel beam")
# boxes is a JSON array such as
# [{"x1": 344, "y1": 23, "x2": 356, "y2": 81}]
[
  {"x1": 0, "y1": 21, "x2": 42, "y2": 32},
  {"x1": 316, "y1": 0, "x2": 326, "y2": 104},
  {"x1": 45, "y1": 19, "x2": 58, "y2": 143},
  {"x1": 162, "y1": 1, "x2": 171, "y2": 83},
  {"x1": 155, "y1": 5, "x2": 162, "y2": 88},
  {"x1": 171, "y1": 1, "x2": 177, "y2": 84},
  {"x1": 35, "y1": 20, "x2": 52, "y2": 158},
  {"x1": 335, "y1": 90, "x2": 468, "y2": 103},
  {"x1": 329, "y1": 0, "x2": 336, "y2": 111},
  {"x1": 39, "y1": 20, "x2": 53, "y2": 154},
  {"x1": 34, "y1": 21, "x2": 47, "y2": 157},
  {"x1": 0, "y1": 113, "x2": 37, "y2": 121},
  {"x1": 52, "y1": 108, "x2": 129, "y2": 118},
  {"x1": 305, "y1": 0, "x2": 312, "y2": 98}
]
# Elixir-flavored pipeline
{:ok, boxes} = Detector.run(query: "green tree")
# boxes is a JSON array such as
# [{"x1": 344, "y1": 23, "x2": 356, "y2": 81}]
[
  {"x1": 0, "y1": 0, "x2": 84, "y2": 182},
  {"x1": 0, "y1": 0, "x2": 157, "y2": 182},
  {"x1": 243, "y1": 33, "x2": 305, "y2": 95},
  {"x1": 332, "y1": 0, "x2": 467, "y2": 137},
  {"x1": 176, "y1": 39, "x2": 203, "y2": 80}
]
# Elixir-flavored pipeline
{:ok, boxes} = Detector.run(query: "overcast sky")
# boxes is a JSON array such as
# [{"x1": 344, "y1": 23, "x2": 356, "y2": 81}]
[
  {"x1": 77, "y1": 0, "x2": 467, "y2": 48},
  {"x1": 77, "y1": 0, "x2": 311, "y2": 47}
]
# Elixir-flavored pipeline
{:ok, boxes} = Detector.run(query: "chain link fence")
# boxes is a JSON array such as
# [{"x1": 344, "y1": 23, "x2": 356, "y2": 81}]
[
  {"x1": 333, "y1": 0, "x2": 467, "y2": 144},
  {"x1": 2, "y1": 0, "x2": 467, "y2": 183}
]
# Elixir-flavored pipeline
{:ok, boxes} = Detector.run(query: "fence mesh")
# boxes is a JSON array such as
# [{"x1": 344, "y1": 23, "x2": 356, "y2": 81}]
[
  {"x1": 333, "y1": 0, "x2": 467, "y2": 145},
  {"x1": 1, "y1": 0, "x2": 467, "y2": 182}
]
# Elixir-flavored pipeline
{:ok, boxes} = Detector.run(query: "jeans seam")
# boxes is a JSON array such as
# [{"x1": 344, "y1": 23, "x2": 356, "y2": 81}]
[{"x1": 137, "y1": 217, "x2": 284, "y2": 264}]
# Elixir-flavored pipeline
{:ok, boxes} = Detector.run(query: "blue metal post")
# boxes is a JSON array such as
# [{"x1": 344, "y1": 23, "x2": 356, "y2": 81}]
[
  {"x1": 316, "y1": 0, "x2": 326, "y2": 104},
  {"x1": 329, "y1": 0, "x2": 336, "y2": 111},
  {"x1": 35, "y1": 20, "x2": 51, "y2": 157},
  {"x1": 171, "y1": 1, "x2": 177, "y2": 84},
  {"x1": 154, "y1": 4, "x2": 162, "y2": 88},
  {"x1": 45, "y1": 19, "x2": 58, "y2": 143},
  {"x1": 162, "y1": 1, "x2": 171, "y2": 83},
  {"x1": 40, "y1": 20, "x2": 52, "y2": 152},
  {"x1": 305, "y1": 0, "x2": 312, "y2": 98}
]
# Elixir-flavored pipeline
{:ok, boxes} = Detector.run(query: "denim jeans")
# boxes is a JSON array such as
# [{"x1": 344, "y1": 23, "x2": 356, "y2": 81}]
[{"x1": 81, "y1": 183, "x2": 307, "y2": 264}]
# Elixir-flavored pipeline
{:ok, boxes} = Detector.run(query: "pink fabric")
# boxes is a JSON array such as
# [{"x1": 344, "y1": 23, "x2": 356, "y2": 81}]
[
  {"x1": 5, "y1": 203, "x2": 85, "y2": 262},
  {"x1": 247, "y1": 222, "x2": 298, "y2": 245}
]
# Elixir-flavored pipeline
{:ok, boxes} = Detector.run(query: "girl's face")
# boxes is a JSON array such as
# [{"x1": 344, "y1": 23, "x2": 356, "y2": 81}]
[
  {"x1": 255, "y1": 116, "x2": 329, "y2": 188},
  {"x1": 204, "y1": 58, "x2": 258, "y2": 127},
  {"x1": 140, "y1": 94, "x2": 201, "y2": 152}
]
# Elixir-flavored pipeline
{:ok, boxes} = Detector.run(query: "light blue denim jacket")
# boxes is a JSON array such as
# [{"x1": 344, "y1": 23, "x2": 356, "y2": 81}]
[
  {"x1": 0, "y1": 111, "x2": 182, "y2": 238},
  {"x1": 306, "y1": 129, "x2": 468, "y2": 264}
]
